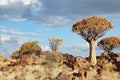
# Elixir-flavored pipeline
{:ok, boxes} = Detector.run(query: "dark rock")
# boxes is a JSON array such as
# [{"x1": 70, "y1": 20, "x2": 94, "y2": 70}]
[
  {"x1": 55, "y1": 71, "x2": 72, "y2": 80},
  {"x1": 19, "y1": 54, "x2": 33, "y2": 66}
]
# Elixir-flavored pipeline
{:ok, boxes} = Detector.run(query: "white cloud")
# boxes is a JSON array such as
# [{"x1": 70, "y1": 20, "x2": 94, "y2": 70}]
[
  {"x1": 61, "y1": 42, "x2": 103, "y2": 57},
  {"x1": 31, "y1": 15, "x2": 71, "y2": 27},
  {"x1": 0, "y1": 35, "x2": 10, "y2": 43},
  {"x1": 0, "y1": 34, "x2": 33, "y2": 57},
  {"x1": 61, "y1": 43, "x2": 89, "y2": 57},
  {"x1": 0, "y1": 26, "x2": 6, "y2": 29},
  {"x1": 0, "y1": 0, "x2": 120, "y2": 27},
  {"x1": 0, "y1": 26, "x2": 43, "y2": 57},
  {"x1": 0, "y1": 26, "x2": 42, "y2": 36},
  {"x1": 0, "y1": 0, "x2": 38, "y2": 5},
  {"x1": 41, "y1": 46, "x2": 51, "y2": 51},
  {"x1": 0, "y1": 0, "x2": 42, "y2": 22},
  {"x1": 0, "y1": 0, "x2": 8, "y2": 5},
  {"x1": 22, "y1": 0, "x2": 35, "y2": 5},
  {"x1": 1, "y1": 0, "x2": 120, "y2": 27}
]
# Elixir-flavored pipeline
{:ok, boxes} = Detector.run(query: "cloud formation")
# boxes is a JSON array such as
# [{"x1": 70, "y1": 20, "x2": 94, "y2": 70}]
[
  {"x1": 61, "y1": 43, "x2": 89, "y2": 57},
  {"x1": 0, "y1": 26, "x2": 41, "y2": 36},
  {"x1": 0, "y1": 0, "x2": 120, "y2": 27},
  {"x1": 0, "y1": 0, "x2": 120, "y2": 57},
  {"x1": 41, "y1": 46, "x2": 51, "y2": 51},
  {"x1": 0, "y1": 26, "x2": 42, "y2": 57},
  {"x1": 61, "y1": 42, "x2": 104, "y2": 57},
  {"x1": 0, "y1": 0, "x2": 42, "y2": 21},
  {"x1": 0, "y1": 34, "x2": 31, "y2": 57}
]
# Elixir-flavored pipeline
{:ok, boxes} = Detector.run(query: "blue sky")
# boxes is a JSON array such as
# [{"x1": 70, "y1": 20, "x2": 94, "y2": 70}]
[{"x1": 0, "y1": 0, "x2": 120, "y2": 57}]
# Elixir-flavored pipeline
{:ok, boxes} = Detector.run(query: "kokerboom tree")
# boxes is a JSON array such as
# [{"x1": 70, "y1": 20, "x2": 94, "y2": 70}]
[
  {"x1": 98, "y1": 37, "x2": 120, "y2": 53},
  {"x1": 48, "y1": 38, "x2": 63, "y2": 52},
  {"x1": 72, "y1": 16, "x2": 114, "y2": 65}
]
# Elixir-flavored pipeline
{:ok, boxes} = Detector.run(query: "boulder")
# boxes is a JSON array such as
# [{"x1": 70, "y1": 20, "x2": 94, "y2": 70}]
[
  {"x1": 0, "y1": 53, "x2": 4, "y2": 62},
  {"x1": 75, "y1": 56, "x2": 92, "y2": 70},
  {"x1": 55, "y1": 71, "x2": 72, "y2": 80},
  {"x1": 101, "y1": 51, "x2": 108, "y2": 57},
  {"x1": 78, "y1": 69, "x2": 97, "y2": 80},
  {"x1": 63, "y1": 54, "x2": 75, "y2": 69},
  {"x1": 99, "y1": 70, "x2": 119, "y2": 80},
  {"x1": 19, "y1": 54, "x2": 33, "y2": 66}
]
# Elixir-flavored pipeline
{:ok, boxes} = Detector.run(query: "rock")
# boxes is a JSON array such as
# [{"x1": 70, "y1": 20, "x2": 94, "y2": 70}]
[
  {"x1": 19, "y1": 54, "x2": 33, "y2": 66},
  {"x1": 0, "y1": 53, "x2": 4, "y2": 62},
  {"x1": 97, "y1": 57, "x2": 107, "y2": 67},
  {"x1": 78, "y1": 69, "x2": 87, "y2": 79},
  {"x1": 78, "y1": 69, "x2": 97, "y2": 80},
  {"x1": 99, "y1": 70, "x2": 119, "y2": 80},
  {"x1": 85, "y1": 69, "x2": 97, "y2": 80},
  {"x1": 0, "y1": 66, "x2": 9, "y2": 71},
  {"x1": 75, "y1": 56, "x2": 92, "y2": 70},
  {"x1": 64, "y1": 54, "x2": 75, "y2": 63},
  {"x1": 101, "y1": 51, "x2": 108, "y2": 57},
  {"x1": 115, "y1": 53, "x2": 120, "y2": 57},
  {"x1": 63, "y1": 54, "x2": 75, "y2": 69},
  {"x1": 55, "y1": 71, "x2": 72, "y2": 80},
  {"x1": 114, "y1": 53, "x2": 120, "y2": 62}
]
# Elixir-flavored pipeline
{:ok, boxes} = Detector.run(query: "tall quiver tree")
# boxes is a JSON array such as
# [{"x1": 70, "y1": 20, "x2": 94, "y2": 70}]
[
  {"x1": 48, "y1": 38, "x2": 63, "y2": 52},
  {"x1": 72, "y1": 16, "x2": 114, "y2": 65},
  {"x1": 98, "y1": 37, "x2": 120, "y2": 53}
]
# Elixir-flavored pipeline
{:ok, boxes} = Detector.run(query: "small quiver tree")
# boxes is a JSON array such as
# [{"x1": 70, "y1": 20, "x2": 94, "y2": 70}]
[
  {"x1": 48, "y1": 38, "x2": 63, "y2": 52},
  {"x1": 98, "y1": 37, "x2": 120, "y2": 53},
  {"x1": 72, "y1": 16, "x2": 114, "y2": 65},
  {"x1": 19, "y1": 41, "x2": 42, "y2": 56}
]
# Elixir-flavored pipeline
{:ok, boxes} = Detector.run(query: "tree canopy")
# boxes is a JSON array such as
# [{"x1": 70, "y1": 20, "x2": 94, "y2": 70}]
[
  {"x1": 20, "y1": 41, "x2": 42, "y2": 55},
  {"x1": 72, "y1": 16, "x2": 114, "y2": 42},
  {"x1": 98, "y1": 37, "x2": 120, "y2": 51}
]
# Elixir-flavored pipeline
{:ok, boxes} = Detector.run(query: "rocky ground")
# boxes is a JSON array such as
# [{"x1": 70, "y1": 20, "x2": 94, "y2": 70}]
[{"x1": 0, "y1": 51, "x2": 120, "y2": 80}]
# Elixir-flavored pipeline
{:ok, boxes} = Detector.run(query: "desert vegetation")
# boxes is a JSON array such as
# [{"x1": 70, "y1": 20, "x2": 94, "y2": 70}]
[
  {"x1": 72, "y1": 16, "x2": 114, "y2": 65},
  {"x1": 0, "y1": 16, "x2": 120, "y2": 80},
  {"x1": 98, "y1": 36, "x2": 120, "y2": 53},
  {"x1": 48, "y1": 38, "x2": 63, "y2": 52}
]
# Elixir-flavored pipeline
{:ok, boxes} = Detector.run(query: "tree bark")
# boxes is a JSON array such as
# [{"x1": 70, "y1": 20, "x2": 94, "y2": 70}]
[{"x1": 89, "y1": 40, "x2": 97, "y2": 65}]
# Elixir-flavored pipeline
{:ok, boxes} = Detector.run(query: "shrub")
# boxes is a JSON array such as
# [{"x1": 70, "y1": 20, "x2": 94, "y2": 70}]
[{"x1": 19, "y1": 41, "x2": 42, "y2": 56}]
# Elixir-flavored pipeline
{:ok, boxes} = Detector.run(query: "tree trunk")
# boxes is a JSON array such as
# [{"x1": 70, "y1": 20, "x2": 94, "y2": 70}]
[{"x1": 89, "y1": 40, "x2": 97, "y2": 65}]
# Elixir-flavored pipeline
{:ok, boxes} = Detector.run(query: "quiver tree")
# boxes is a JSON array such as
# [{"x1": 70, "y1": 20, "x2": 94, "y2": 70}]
[
  {"x1": 19, "y1": 41, "x2": 42, "y2": 56},
  {"x1": 72, "y1": 16, "x2": 114, "y2": 65},
  {"x1": 98, "y1": 37, "x2": 120, "y2": 53},
  {"x1": 48, "y1": 38, "x2": 63, "y2": 51}
]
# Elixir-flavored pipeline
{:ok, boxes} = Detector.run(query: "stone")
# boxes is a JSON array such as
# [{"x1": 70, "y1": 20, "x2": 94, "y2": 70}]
[
  {"x1": 99, "y1": 70, "x2": 119, "y2": 80},
  {"x1": 55, "y1": 71, "x2": 72, "y2": 80},
  {"x1": 19, "y1": 54, "x2": 33, "y2": 66}
]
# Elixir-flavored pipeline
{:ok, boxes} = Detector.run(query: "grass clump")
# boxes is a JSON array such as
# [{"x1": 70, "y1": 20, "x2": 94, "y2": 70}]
[{"x1": 102, "y1": 62, "x2": 115, "y2": 71}]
